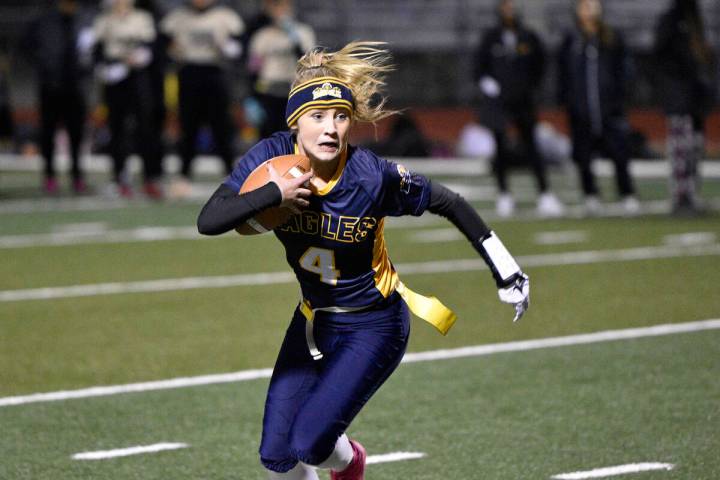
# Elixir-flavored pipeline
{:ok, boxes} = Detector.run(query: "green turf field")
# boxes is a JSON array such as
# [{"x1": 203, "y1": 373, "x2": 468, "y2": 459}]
[{"x1": 1, "y1": 164, "x2": 719, "y2": 479}]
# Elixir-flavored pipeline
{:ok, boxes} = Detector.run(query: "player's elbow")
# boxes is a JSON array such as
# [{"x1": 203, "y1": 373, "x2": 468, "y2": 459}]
[{"x1": 196, "y1": 213, "x2": 222, "y2": 236}]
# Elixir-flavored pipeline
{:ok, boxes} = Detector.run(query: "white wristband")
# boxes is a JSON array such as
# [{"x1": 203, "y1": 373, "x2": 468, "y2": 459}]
[{"x1": 481, "y1": 231, "x2": 521, "y2": 282}]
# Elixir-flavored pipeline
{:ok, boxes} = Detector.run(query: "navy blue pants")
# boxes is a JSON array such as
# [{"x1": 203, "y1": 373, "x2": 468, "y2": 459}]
[{"x1": 259, "y1": 292, "x2": 410, "y2": 473}]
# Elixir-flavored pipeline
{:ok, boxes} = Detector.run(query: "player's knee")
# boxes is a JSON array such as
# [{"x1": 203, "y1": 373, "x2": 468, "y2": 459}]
[
  {"x1": 260, "y1": 454, "x2": 299, "y2": 474},
  {"x1": 288, "y1": 427, "x2": 335, "y2": 467}
]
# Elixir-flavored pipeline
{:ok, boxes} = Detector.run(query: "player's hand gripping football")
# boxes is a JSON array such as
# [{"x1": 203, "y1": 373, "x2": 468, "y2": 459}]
[
  {"x1": 267, "y1": 163, "x2": 313, "y2": 214},
  {"x1": 497, "y1": 273, "x2": 530, "y2": 322}
]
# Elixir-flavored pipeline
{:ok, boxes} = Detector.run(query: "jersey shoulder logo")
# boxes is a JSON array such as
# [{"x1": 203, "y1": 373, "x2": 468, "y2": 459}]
[{"x1": 396, "y1": 164, "x2": 412, "y2": 194}]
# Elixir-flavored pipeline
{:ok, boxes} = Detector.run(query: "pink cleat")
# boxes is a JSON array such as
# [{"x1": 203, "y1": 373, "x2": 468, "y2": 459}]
[
  {"x1": 331, "y1": 440, "x2": 366, "y2": 480},
  {"x1": 44, "y1": 177, "x2": 59, "y2": 195},
  {"x1": 142, "y1": 181, "x2": 164, "y2": 200},
  {"x1": 73, "y1": 178, "x2": 89, "y2": 195}
]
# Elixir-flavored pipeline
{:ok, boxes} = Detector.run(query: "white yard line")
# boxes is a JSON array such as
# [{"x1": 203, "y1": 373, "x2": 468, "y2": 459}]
[
  {"x1": 0, "y1": 369, "x2": 274, "y2": 407},
  {"x1": 0, "y1": 216, "x2": 444, "y2": 249},
  {"x1": 407, "y1": 228, "x2": 464, "y2": 243},
  {"x1": 663, "y1": 232, "x2": 716, "y2": 247},
  {"x1": 1, "y1": 243, "x2": 719, "y2": 303},
  {"x1": 1, "y1": 318, "x2": 718, "y2": 408},
  {"x1": 71, "y1": 442, "x2": 189, "y2": 460},
  {"x1": 534, "y1": 230, "x2": 588, "y2": 245},
  {"x1": 367, "y1": 452, "x2": 426, "y2": 465},
  {"x1": 551, "y1": 462, "x2": 675, "y2": 479},
  {"x1": 0, "y1": 226, "x2": 201, "y2": 248}
]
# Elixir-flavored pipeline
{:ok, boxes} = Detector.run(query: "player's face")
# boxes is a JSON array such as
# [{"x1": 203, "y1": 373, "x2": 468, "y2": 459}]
[{"x1": 295, "y1": 108, "x2": 351, "y2": 167}]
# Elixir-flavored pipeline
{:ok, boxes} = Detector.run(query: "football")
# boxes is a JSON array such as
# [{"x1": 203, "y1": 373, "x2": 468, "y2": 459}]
[{"x1": 235, "y1": 154, "x2": 312, "y2": 235}]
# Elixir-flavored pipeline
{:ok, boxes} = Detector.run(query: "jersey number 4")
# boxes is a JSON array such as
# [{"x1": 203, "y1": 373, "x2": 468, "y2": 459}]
[{"x1": 299, "y1": 247, "x2": 340, "y2": 285}]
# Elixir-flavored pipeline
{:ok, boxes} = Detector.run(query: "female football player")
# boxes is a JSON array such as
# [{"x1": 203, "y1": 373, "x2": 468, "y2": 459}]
[{"x1": 197, "y1": 41, "x2": 530, "y2": 480}]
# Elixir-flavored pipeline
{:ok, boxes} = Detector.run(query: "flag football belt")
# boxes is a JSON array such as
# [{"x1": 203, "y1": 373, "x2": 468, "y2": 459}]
[{"x1": 299, "y1": 282, "x2": 457, "y2": 360}]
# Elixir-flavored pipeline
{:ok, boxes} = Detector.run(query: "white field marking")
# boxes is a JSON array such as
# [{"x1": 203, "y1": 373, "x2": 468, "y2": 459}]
[
  {"x1": 663, "y1": 232, "x2": 717, "y2": 247},
  {"x1": 401, "y1": 319, "x2": 720, "y2": 363},
  {"x1": 71, "y1": 442, "x2": 189, "y2": 460},
  {"x1": 0, "y1": 215, "x2": 445, "y2": 249},
  {"x1": 534, "y1": 230, "x2": 588, "y2": 245},
  {"x1": 408, "y1": 228, "x2": 464, "y2": 243},
  {"x1": 551, "y1": 462, "x2": 675, "y2": 479},
  {"x1": 2, "y1": 243, "x2": 720, "y2": 303},
  {"x1": 366, "y1": 452, "x2": 426, "y2": 465},
  {"x1": 52, "y1": 223, "x2": 108, "y2": 234},
  {"x1": 0, "y1": 226, "x2": 201, "y2": 248},
  {"x1": 0, "y1": 368, "x2": 274, "y2": 407},
  {"x1": 1, "y1": 319, "x2": 719, "y2": 408}
]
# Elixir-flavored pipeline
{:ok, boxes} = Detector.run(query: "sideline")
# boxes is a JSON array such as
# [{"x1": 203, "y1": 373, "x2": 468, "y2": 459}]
[{"x1": 1, "y1": 318, "x2": 719, "y2": 408}]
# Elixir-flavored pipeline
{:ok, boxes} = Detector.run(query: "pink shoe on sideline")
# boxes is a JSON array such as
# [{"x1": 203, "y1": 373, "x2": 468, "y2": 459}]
[
  {"x1": 331, "y1": 440, "x2": 366, "y2": 480},
  {"x1": 73, "y1": 178, "x2": 89, "y2": 195},
  {"x1": 44, "y1": 177, "x2": 59, "y2": 195},
  {"x1": 142, "y1": 181, "x2": 164, "y2": 200}
]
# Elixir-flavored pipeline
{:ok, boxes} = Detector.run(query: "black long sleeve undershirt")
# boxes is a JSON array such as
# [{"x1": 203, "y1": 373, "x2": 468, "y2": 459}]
[
  {"x1": 428, "y1": 181, "x2": 519, "y2": 286},
  {"x1": 427, "y1": 181, "x2": 491, "y2": 242},
  {"x1": 197, "y1": 180, "x2": 490, "y2": 240},
  {"x1": 197, "y1": 182, "x2": 282, "y2": 235}
]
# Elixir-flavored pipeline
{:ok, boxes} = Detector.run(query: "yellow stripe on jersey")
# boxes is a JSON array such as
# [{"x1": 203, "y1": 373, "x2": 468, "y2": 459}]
[
  {"x1": 293, "y1": 142, "x2": 347, "y2": 196},
  {"x1": 313, "y1": 148, "x2": 347, "y2": 196},
  {"x1": 371, "y1": 219, "x2": 399, "y2": 298}
]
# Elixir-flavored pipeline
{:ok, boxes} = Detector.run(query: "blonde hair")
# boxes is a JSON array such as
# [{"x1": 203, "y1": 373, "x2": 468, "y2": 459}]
[{"x1": 292, "y1": 41, "x2": 398, "y2": 124}]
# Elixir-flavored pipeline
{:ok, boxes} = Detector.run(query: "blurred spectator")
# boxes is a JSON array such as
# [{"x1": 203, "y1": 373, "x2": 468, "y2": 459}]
[
  {"x1": 23, "y1": 0, "x2": 88, "y2": 195},
  {"x1": 92, "y1": 0, "x2": 162, "y2": 199},
  {"x1": 558, "y1": 0, "x2": 639, "y2": 216},
  {"x1": 136, "y1": 0, "x2": 170, "y2": 194},
  {"x1": 473, "y1": 0, "x2": 564, "y2": 218},
  {"x1": 161, "y1": 0, "x2": 244, "y2": 198},
  {"x1": 654, "y1": 0, "x2": 717, "y2": 215},
  {"x1": 244, "y1": 0, "x2": 315, "y2": 138},
  {"x1": 367, "y1": 115, "x2": 431, "y2": 158},
  {"x1": 0, "y1": 54, "x2": 13, "y2": 148}
]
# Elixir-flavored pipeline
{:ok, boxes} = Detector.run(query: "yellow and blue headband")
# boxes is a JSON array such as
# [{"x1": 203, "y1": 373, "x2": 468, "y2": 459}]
[{"x1": 285, "y1": 76, "x2": 354, "y2": 127}]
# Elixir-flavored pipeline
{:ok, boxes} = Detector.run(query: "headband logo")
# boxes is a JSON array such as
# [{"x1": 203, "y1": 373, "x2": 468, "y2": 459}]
[{"x1": 312, "y1": 82, "x2": 342, "y2": 100}]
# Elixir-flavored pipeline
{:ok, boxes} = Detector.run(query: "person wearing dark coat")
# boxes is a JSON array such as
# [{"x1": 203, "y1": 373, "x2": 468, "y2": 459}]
[
  {"x1": 160, "y1": 0, "x2": 245, "y2": 198},
  {"x1": 473, "y1": 0, "x2": 564, "y2": 218},
  {"x1": 23, "y1": 0, "x2": 88, "y2": 194},
  {"x1": 654, "y1": 0, "x2": 717, "y2": 214},
  {"x1": 558, "y1": 0, "x2": 638, "y2": 216}
]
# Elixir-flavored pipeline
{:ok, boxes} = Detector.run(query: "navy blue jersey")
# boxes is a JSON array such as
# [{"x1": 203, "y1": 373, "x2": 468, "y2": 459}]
[{"x1": 224, "y1": 131, "x2": 431, "y2": 309}]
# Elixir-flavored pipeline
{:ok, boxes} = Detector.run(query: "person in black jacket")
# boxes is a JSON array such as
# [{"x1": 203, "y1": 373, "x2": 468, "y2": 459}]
[
  {"x1": 558, "y1": 0, "x2": 639, "y2": 216},
  {"x1": 654, "y1": 0, "x2": 717, "y2": 214},
  {"x1": 473, "y1": 0, "x2": 564, "y2": 218},
  {"x1": 160, "y1": 0, "x2": 245, "y2": 198},
  {"x1": 24, "y1": 0, "x2": 88, "y2": 195},
  {"x1": 92, "y1": 0, "x2": 162, "y2": 199}
]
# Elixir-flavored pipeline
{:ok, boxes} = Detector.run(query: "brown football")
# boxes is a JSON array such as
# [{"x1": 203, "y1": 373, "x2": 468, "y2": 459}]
[{"x1": 235, "y1": 154, "x2": 312, "y2": 235}]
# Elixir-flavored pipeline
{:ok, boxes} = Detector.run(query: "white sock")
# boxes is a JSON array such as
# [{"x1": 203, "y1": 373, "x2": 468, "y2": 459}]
[
  {"x1": 316, "y1": 434, "x2": 353, "y2": 471},
  {"x1": 267, "y1": 463, "x2": 319, "y2": 480}
]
